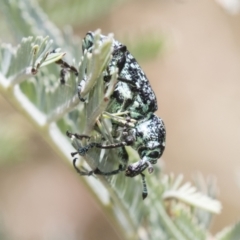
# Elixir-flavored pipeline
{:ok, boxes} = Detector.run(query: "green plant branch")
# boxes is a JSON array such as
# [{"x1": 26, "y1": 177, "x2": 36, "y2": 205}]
[
  {"x1": 1, "y1": 1, "x2": 238, "y2": 240},
  {"x1": 0, "y1": 31, "x2": 223, "y2": 240}
]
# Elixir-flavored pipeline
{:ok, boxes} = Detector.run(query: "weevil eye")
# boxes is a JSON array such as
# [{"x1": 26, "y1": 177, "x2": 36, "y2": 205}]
[
  {"x1": 147, "y1": 150, "x2": 160, "y2": 159},
  {"x1": 138, "y1": 147, "x2": 160, "y2": 160}
]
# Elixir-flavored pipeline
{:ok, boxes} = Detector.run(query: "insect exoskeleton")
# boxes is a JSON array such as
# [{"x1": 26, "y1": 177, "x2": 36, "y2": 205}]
[{"x1": 58, "y1": 31, "x2": 166, "y2": 199}]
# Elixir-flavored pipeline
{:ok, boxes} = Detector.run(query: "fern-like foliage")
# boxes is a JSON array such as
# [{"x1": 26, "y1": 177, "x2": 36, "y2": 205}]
[
  {"x1": 162, "y1": 174, "x2": 221, "y2": 214},
  {"x1": 1, "y1": 0, "x2": 239, "y2": 240}
]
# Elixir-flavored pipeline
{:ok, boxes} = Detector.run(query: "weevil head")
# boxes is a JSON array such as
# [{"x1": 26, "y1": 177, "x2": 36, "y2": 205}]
[
  {"x1": 126, "y1": 115, "x2": 166, "y2": 177},
  {"x1": 125, "y1": 147, "x2": 162, "y2": 177},
  {"x1": 125, "y1": 145, "x2": 165, "y2": 178},
  {"x1": 138, "y1": 145, "x2": 163, "y2": 165},
  {"x1": 82, "y1": 32, "x2": 95, "y2": 53}
]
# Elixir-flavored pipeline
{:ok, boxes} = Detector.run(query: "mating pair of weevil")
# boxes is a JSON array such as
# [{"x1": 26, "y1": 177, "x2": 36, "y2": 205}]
[{"x1": 56, "y1": 32, "x2": 166, "y2": 199}]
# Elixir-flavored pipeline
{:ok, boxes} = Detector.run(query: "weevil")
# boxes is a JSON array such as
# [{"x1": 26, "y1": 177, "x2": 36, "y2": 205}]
[{"x1": 59, "y1": 32, "x2": 166, "y2": 199}]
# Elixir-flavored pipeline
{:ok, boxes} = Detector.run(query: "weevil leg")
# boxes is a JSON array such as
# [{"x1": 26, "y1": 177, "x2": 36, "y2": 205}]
[
  {"x1": 93, "y1": 164, "x2": 124, "y2": 176},
  {"x1": 66, "y1": 131, "x2": 91, "y2": 141},
  {"x1": 141, "y1": 173, "x2": 148, "y2": 199},
  {"x1": 73, "y1": 158, "x2": 124, "y2": 177},
  {"x1": 73, "y1": 158, "x2": 94, "y2": 176},
  {"x1": 72, "y1": 115, "x2": 135, "y2": 156},
  {"x1": 77, "y1": 140, "x2": 131, "y2": 156},
  {"x1": 88, "y1": 143, "x2": 129, "y2": 177},
  {"x1": 55, "y1": 59, "x2": 78, "y2": 85}
]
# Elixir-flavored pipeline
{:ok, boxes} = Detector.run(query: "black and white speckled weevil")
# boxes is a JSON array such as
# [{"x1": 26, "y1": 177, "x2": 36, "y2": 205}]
[{"x1": 60, "y1": 32, "x2": 166, "y2": 199}]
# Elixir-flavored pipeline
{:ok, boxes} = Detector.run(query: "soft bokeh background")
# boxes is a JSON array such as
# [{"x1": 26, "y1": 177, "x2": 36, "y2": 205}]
[{"x1": 1, "y1": 0, "x2": 240, "y2": 239}]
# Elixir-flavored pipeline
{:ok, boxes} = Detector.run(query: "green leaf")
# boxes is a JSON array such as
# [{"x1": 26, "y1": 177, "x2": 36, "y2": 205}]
[
  {"x1": 162, "y1": 174, "x2": 222, "y2": 214},
  {"x1": 0, "y1": 36, "x2": 64, "y2": 88}
]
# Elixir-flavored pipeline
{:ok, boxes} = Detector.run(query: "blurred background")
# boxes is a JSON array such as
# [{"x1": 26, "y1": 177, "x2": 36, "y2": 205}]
[{"x1": 1, "y1": 0, "x2": 240, "y2": 239}]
